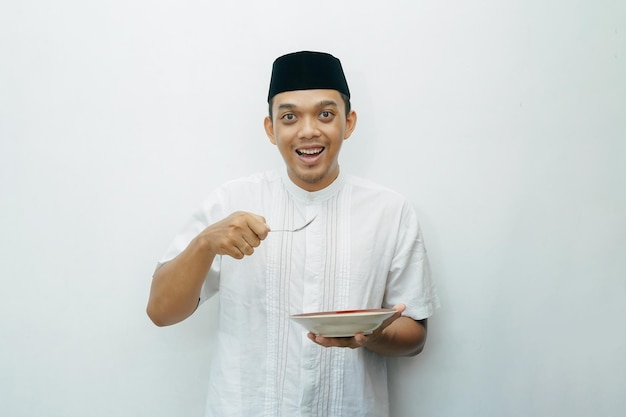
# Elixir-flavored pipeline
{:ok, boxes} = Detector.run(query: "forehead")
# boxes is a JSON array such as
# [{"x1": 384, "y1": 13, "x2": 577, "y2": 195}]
[{"x1": 271, "y1": 89, "x2": 343, "y2": 109}]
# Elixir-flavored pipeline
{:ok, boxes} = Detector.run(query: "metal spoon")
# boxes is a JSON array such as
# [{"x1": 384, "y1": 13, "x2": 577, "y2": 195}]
[{"x1": 269, "y1": 215, "x2": 317, "y2": 232}]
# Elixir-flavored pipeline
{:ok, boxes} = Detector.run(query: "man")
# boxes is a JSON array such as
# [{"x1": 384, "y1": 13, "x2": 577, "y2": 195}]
[{"x1": 147, "y1": 51, "x2": 439, "y2": 416}]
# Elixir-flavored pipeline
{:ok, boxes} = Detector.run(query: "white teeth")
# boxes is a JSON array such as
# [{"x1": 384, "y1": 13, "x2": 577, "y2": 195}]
[{"x1": 298, "y1": 148, "x2": 323, "y2": 155}]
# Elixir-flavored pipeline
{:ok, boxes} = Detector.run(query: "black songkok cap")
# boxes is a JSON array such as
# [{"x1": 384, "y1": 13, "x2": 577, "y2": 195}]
[{"x1": 267, "y1": 51, "x2": 350, "y2": 102}]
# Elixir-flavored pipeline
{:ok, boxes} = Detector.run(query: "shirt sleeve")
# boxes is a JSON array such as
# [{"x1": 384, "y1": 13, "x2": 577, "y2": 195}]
[
  {"x1": 384, "y1": 201, "x2": 440, "y2": 320},
  {"x1": 154, "y1": 194, "x2": 223, "y2": 305}
]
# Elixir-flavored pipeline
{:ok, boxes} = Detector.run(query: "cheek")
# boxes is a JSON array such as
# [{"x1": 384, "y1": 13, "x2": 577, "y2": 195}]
[
  {"x1": 322, "y1": 128, "x2": 346, "y2": 144},
  {"x1": 274, "y1": 136, "x2": 293, "y2": 154},
  {"x1": 273, "y1": 128, "x2": 295, "y2": 148}
]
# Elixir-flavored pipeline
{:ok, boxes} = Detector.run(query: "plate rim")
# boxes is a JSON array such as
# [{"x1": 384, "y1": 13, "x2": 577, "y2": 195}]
[{"x1": 290, "y1": 308, "x2": 395, "y2": 318}]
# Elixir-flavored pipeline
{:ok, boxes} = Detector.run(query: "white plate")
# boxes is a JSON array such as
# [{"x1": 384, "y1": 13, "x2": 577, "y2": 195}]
[{"x1": 290, "y1": 309, "x2": 396, "y2": 337}]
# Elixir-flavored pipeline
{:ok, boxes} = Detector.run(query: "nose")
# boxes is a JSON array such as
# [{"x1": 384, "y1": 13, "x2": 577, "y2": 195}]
[{"x1": 298, "y1": 116, "x2": 320, "y2": 139}]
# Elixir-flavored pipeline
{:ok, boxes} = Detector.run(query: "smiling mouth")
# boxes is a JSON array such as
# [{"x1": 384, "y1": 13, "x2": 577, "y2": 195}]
[{"x1": 296, "y1": 147, "x2": 324, "y2": 156}]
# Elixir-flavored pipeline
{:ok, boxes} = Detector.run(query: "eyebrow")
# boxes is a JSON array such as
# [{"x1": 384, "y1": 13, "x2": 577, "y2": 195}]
[
  {"x1": 277, "y1": 100, "x2": 339, "y2": 111},
  {"x1": 277, "y1": 103, "x2": 297, "y2": 111},
  {"x1": 319, "y1": 100, "x2": 339, "y2": 108}
]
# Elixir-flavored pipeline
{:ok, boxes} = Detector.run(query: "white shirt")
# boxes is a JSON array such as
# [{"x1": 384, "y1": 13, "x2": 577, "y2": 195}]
[{"x1": 158, "y1": 170, "x2": 439, "y2": 417}]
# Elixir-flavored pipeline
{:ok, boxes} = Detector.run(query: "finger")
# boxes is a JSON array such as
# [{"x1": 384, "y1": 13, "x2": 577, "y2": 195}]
[
  {"x1": 228, "y1": 247, "x2": 245, "y2": 260},
  {"x1": 382, "y1": 304, "x2": 405, "y2": 326},
  {"x1": 212, "y1": 235, "x2": 245, "y2": 259},
  {"x1": 353, "y1": 333, "x2": 368, "y2": 345},
  {"x1": 220, "y1": 235, "x2": 252, "y2": 259},
  {"x1": 237, "y1": 225, "x2": 268, "y2": 254},
  {"x1": 237, "y1": 238, "x2": 255, "y2": 256},
  {"x1": 247, "y1": 215, "x2": 270, "y2": 240},
  {"x1": 393, "y1": 303, "x2": 406, "y2": 314},
  {"x1": 309, "y1": 333, "x2": 361, "y2": 349},
  {"x1": 241, "y1": 232, "x2": 260, "y2": 249}
]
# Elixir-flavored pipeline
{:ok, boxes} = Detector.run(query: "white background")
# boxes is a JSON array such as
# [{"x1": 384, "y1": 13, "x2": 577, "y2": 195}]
[{"x1": 1, "y1": 1, "x2": 625, "y2": 416}]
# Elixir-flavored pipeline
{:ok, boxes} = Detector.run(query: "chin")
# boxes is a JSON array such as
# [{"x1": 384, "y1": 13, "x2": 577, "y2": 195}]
[
  {"x1": 289, "y1": 164, "x2": 338, "y2": 189},
  {"x1": 299, "y1": 171, "x2": 337, "y2": 189}
]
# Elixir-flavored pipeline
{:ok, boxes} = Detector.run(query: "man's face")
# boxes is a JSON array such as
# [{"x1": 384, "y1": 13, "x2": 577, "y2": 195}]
[{"x1": 264, "y1": 89, "x2": 357, "y2": 192}]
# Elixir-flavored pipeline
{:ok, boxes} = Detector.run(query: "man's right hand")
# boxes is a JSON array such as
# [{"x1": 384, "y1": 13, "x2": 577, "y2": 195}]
[
  {"x1": 197, "y1": 211, "x2": 270, "y2": 259},
  {"x1": 147, "y1": 211, "x2": 269, "y2": 326}
]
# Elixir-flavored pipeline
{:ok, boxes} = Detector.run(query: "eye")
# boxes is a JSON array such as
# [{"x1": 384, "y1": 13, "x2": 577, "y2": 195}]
[
  {"x1": 280, "y1": 113, "x2": 297, "y2": 123},
  {"x1": 319, "y1": 110, "x2": 334, "y2": 121}
]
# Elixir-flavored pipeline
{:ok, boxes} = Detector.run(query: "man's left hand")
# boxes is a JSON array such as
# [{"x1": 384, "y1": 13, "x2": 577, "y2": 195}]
[{"x1": 307, "y1": 304, "x2": 405, "y2": 349}]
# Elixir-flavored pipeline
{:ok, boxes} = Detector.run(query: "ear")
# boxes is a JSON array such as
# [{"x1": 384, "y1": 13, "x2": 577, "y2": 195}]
[
  {"x1": 264, "y1": 116, "x2": 276, "y2": 145},
  {"x1": 343, "y1": 110, "x2": 357, "y2": 140}
]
